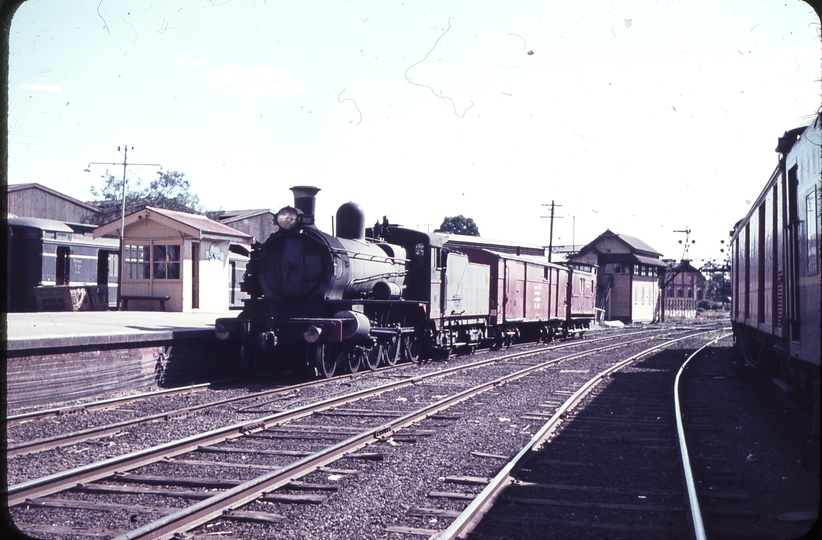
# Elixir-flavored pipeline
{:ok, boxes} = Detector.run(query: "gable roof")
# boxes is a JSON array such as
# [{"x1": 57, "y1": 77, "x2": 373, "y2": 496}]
[
  {"x1": 613, "y1": 232, "x2": 661, "y2": 256},
  {"x1": 578, "y1": 229, "x2": 663, "y2": 258},
  {"x1": 668, "y1": 260, "x2": 704, "y2": 275},
  {"x1": 93, "y1": 206, "x2": 252, "y2": 243},
  {"x1": 7, "y1": 183, "x2": 102, "y2": 214},
  {"x1": 218, "y1": 209, "x2": 275, "y2": 223}
]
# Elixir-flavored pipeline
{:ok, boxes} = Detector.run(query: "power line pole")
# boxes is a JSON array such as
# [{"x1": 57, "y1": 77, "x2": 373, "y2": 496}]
[
  {"x1": 86, "y1": 145, "x2": 162, "y2": 310},
  {"x1": 541, "y1": 201, "x2": 563, "y2": 262}
]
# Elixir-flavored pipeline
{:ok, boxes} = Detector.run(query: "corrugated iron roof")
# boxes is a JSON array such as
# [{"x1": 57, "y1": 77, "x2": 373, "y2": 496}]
[
  {"x1": 609, "y1": 232, "x2": 662, "y2": 256},
  {"x1": 7, "y1": 183, "x2": 102, "y2": 213},
  {"x1": 218, "y1": 209, "x2": 274, "y2": 222},
  {"x1": 577, "y1": 229, "x2": 663, "y2": 258},
  {"x1": 146, "y1": 207, "x2": 253, "y2": 239}
]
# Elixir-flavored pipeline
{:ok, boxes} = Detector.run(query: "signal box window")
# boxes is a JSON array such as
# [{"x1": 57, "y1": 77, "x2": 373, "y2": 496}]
[
  {"x1": 125, "y1": 245, "x2": 150, "y2": 279},
  {"x1": 125, "y1": 243, "x2": 181, "y2": 280},
  {"x1": 153, "y1": 245, "x2": 181, "y2": 279}
]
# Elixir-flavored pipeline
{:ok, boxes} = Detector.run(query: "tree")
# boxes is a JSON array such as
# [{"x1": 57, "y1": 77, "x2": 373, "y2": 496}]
[
  {"x1": 87, "y1": 170, "x2": 207, "y2": 225},
  {"x1": 435, "y1": 215, "x2": 480, "y2": 236},
  {"x1": 704, "y1": 269, "x2": 731, "y2": 304}
]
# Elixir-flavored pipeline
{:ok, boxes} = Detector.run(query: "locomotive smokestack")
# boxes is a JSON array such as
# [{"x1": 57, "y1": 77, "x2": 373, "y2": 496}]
[{"x1": 290, "y1": 186, "x2": 321, "y2": 225}]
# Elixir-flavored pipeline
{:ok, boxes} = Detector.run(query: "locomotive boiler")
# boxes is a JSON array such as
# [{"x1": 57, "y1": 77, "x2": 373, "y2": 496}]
[{"x1": 215, "y1": 187, "x2": 424, "y2": 377}]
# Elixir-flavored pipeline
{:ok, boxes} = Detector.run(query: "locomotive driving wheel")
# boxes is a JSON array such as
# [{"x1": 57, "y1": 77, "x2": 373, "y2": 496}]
[
  {"x1": 385, "y1": 335, "x2": 400, "y2": 367},
  {"x1": 345, "y1": 347, "x2": 363, "y2": 374},
  {"x1": 366, "y1": 343, "x2": 382, "y2": 371},
  {"x1": 315, "y1": 344, "x2": 338, "y2": 379}
]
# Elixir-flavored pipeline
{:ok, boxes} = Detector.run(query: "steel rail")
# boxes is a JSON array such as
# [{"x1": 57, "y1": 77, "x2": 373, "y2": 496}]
[
  {"x1": 7, "y1": 377, "x2": 338, "y2": 457},
  {"x1": 5, "y1": 324, "x2": 640, "y2": 428},
  {"x1": 674, "y1": 333, "x2": 732, "y2": 540},
  {"x1": 5, "y1": 328, "x2": 692, "y2": 508},
  {"x1": 6, "y1": 370, "x2": 419, "y2": 507},
  {"x1": 113, "y1": 327, "x2": 680, "y2": 539},
  {"x1": 5, "y1": 331, "x2": 632, "y2": 458},
  {"x1": 6, "y1": 383, "x2": 214, "y2": 424},
  {"x1": 431, "y1": 328, "x2": 725, "y2": 540}
]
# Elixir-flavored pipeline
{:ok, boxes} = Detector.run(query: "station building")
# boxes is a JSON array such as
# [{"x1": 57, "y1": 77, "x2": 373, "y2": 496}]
[
  {"x1": 93, "y1": 207, "x2": 252, "y2": 312},
  {"x1": 6, "y1": 183, "x2": 257, "y2": 312},
  {"x1": 568, "y1": 229, "x2": 667, "y2": 323}
]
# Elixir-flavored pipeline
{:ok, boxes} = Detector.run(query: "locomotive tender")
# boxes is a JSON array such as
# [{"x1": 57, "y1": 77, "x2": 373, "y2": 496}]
[
  {"x1": 215, "y1": 186, "x2": 597, "y2": 377},
  {"x1": 730, "y1": 116, "x2": 821, "y2": 428}
]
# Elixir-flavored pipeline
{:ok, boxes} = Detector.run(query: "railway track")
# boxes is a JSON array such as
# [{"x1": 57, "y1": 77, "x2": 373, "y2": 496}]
[
  {"x1": 441, "y1": 332, "x2": 728, "y2": 539},
  {"x1": 5, "y1": 328, "x2": 653, "y2": 462},
  {"x1": 7, "y1": 326, "x2": 720, "y2": 539}
]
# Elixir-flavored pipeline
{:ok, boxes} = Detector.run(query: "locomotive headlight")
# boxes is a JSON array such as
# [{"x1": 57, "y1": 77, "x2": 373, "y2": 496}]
[{"x1": 277, "y1": 206, "x2": 301, "y2": 231}]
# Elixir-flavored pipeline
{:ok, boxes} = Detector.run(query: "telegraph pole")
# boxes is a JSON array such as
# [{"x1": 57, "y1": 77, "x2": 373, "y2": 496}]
[
  {"x1": 541, "y1": 201, "x2": 563, "y2": 262},
  {"x1": 86, "y1": 146, "x2": 162, "y2": 310}
]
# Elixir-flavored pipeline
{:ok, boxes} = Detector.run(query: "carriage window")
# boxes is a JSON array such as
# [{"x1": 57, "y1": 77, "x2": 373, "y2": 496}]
[{"x1": 807, "y1": 189, "x2": 819, "y2": 275}]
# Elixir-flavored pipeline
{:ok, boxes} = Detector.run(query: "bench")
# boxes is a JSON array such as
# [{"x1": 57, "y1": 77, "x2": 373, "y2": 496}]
[{"x1": 121, "y1": 295, "x2": 171, "y2": 311}]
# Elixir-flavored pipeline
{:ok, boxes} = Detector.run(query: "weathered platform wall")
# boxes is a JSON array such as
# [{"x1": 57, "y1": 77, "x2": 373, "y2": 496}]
[{"x1": 6, "y1": 332, "x2": 229, "y2": 410}]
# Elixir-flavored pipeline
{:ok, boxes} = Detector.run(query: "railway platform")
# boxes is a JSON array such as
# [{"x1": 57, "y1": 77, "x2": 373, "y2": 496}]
[
  {"x1": 5, "y1": 310, "x2": 233, "y2": 351},
  {"x1": 4, "y1": 310, "x2": 237, "y2": 411}
]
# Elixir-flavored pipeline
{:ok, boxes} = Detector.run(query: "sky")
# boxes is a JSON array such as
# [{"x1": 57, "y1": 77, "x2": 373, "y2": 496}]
[{"x1": 7, "y1": 0, "x2": 821, "y2": 265}]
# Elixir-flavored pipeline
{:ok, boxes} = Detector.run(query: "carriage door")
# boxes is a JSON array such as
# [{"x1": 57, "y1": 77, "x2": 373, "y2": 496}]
[
  {"x1": 56, "y1": 246, "x2": 71, "y2": 285},
  {"x1": 97, "y1": 250, "x2": 119, "y2": 308},
  {"x1": 191, "y1": 242, "x2": 200, "y2": 309}
]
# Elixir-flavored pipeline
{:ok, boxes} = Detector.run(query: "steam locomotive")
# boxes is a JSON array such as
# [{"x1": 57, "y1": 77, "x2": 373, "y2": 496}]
[{"x1": 215, "y1": 186, "x2": 597, "y2": 377}]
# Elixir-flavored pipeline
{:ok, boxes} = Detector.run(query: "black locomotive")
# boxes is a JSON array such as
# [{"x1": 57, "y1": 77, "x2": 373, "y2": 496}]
[{"x1": 215, "y1": 186, "x2": 597, "y2": 377}]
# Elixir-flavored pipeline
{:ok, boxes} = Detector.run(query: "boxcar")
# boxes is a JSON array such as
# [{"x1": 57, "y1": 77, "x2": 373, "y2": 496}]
[{"x1": 730, "y1": 117, "x2": 820, "y2": 425}]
